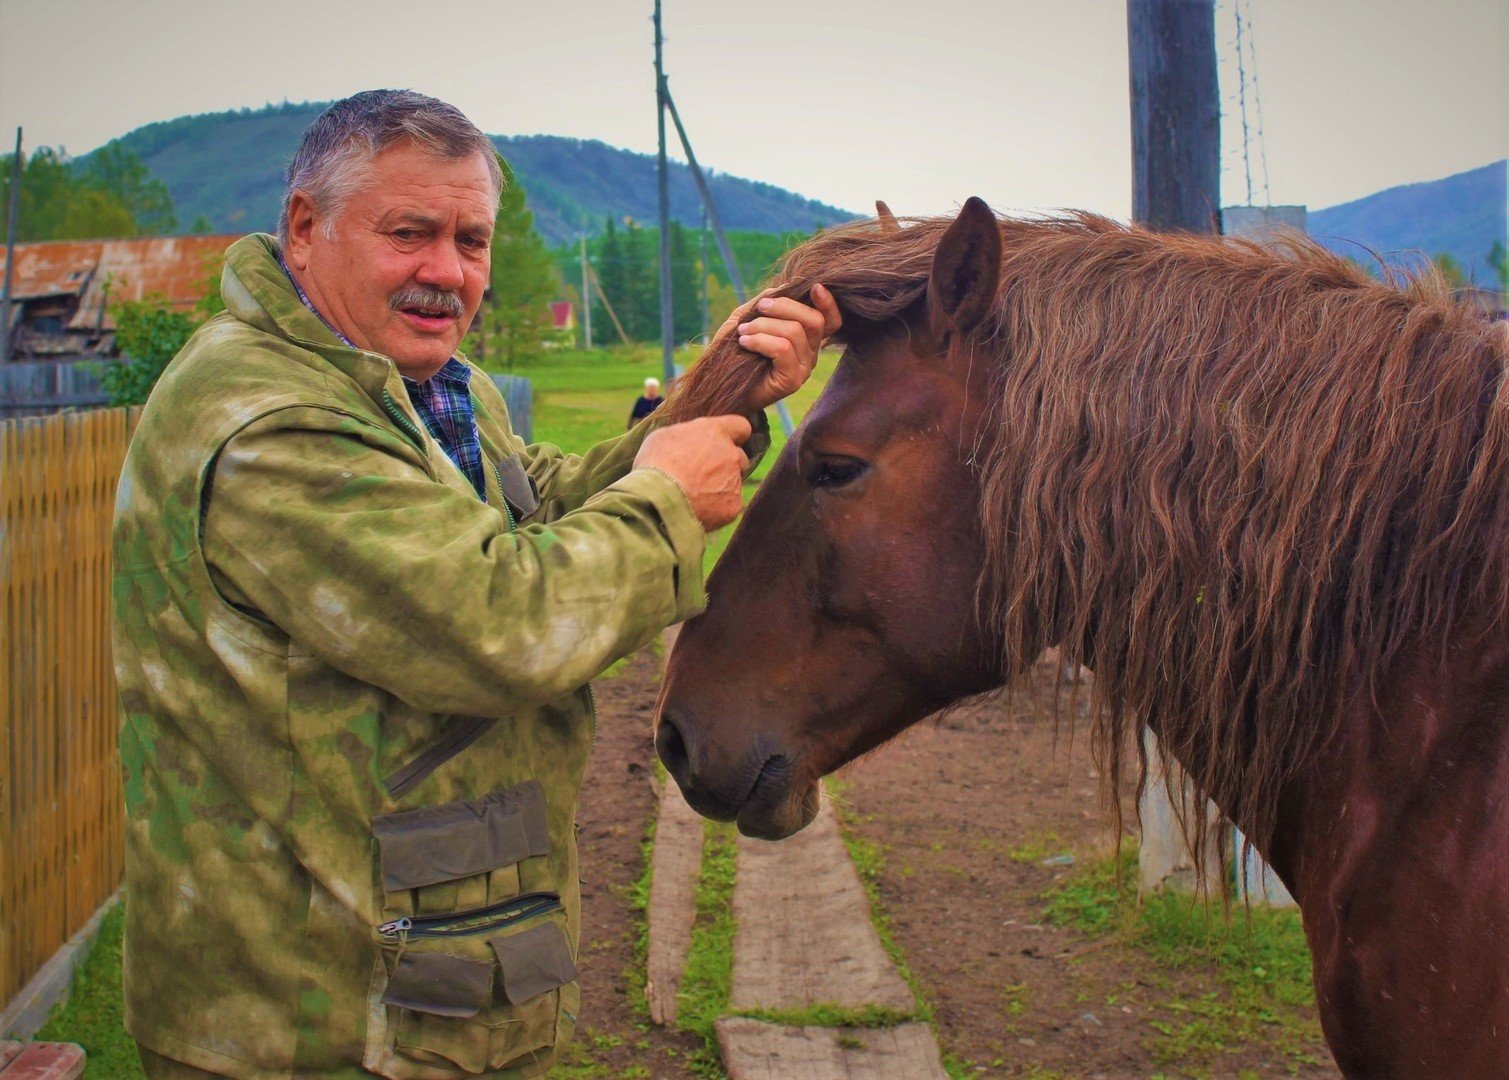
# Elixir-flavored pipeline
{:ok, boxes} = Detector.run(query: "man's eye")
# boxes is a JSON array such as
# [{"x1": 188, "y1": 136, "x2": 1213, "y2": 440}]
[
  {"x1": 392, "y1": 229, "x2": 421, "y2": 242},
  {"x1": 808, "y1": 458, "x2": 868, "y2": 489}
]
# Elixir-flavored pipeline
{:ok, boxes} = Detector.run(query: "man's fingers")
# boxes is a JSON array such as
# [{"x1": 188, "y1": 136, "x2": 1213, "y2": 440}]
[
  {"x1": 708, "y1": 413, "x2": 754, "y2": 444},
  {"x1": 735, "y1": 332, "x2": 800, "y2": 369},
  {"x1": 811, "y1": 283, "x2": 842, "y2": 338},
  {"x1": 735, "y1": 316, "x2": 820, "y2": 342},
  {"x1": 745, "y1": 296, "x2": 826, "y2": 346}
]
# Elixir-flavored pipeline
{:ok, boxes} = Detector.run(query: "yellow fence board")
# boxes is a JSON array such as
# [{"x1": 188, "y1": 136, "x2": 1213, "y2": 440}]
[{"x1": 1, "y1": 407, "x2": 138, "y2": 1008}]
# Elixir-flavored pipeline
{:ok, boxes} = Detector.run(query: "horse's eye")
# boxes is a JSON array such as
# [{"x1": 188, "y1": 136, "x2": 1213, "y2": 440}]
[{"x1": 809, "y1": 457, "x2": 868, "y2": 489}]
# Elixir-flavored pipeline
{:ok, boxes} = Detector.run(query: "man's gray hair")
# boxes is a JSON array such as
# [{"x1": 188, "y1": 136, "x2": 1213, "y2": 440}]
[{"x1": 278, "y1": 89, "x2": 503, "y2": 246}]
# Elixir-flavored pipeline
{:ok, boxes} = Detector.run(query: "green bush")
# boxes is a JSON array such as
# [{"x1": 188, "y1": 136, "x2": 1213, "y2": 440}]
[{"x1": 98, "y1": 296, "x2": 199, "y2": 407}]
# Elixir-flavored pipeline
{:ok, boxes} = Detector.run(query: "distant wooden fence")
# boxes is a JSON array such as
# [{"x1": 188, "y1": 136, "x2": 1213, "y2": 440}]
[
  {"x1": 0, "y1": 362, "x2": 110, "y2": 419},
  {"x1": 1, "y1": 407, "x2": 138, "y2": 1010},
  {"x1": 491, "y1": 374, "x2": 533, "y2": 443}
]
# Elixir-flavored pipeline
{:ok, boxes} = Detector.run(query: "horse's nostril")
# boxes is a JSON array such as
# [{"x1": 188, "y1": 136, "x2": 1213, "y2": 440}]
[{"x1": 655, "y1": 713, "x2": 691, "y2": 785}]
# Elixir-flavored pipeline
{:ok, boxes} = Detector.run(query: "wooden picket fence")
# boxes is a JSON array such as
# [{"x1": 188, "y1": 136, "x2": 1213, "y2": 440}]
[{"x1": 0, "y1": 407, "x2": 139, "y2": 1010}]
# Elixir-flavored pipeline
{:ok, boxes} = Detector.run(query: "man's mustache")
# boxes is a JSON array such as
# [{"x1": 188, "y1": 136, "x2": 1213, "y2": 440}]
[{"x1": 389, "y1": 287, "x2": 464, "y2": 318}]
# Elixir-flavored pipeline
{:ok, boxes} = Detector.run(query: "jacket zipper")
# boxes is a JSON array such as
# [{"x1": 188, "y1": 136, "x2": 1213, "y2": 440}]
[
  {"x1": 380, "y1": 389, "x2": 428, "y2": 453},
  {"x1": 490, "y1": 457, "x2": 517, "y2": 531},
  {"x1": 378, "y1": 891, "x2": 561, "y2": 941}
]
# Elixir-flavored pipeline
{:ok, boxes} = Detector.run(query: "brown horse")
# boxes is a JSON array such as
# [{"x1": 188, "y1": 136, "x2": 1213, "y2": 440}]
[{"x1": 654, "y1": 199, "x2": 1509, "y2": 1076}]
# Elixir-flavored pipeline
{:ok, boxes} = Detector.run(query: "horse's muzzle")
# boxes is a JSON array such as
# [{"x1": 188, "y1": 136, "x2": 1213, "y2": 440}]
[{"x1": 655, "y1": 709, "x2": 813, "y2": 838}]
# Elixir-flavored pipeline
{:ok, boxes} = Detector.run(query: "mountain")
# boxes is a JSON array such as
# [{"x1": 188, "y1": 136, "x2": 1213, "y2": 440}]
[
  {"x1": 1307, "y1": 160, "x2": 1506, "y2": 286},
  {"x1": 84, "y1": 102, "x2": 859, "y2": 246}
]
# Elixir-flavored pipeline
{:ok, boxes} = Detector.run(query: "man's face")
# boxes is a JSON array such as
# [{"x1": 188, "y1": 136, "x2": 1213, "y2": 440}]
[
  {"x1": 645, "y1": 382, "x2": 660, "y2": 400},
  {"x1": 283, "y1": 140, "x2": 495, "y2": 381}
]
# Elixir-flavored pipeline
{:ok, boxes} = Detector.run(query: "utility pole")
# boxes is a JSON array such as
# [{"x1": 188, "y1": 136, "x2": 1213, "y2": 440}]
[
  {"x1": 1, "y1": 127, "x2": 21, "y2": 364},
  {"x1": 1128, "y1": 0, "x2": 1220, "y2": 233},
  {"x1": 699, "y1": 205, "x2": 710, "y2": 341},
  {"x1": 1127, "y1": 0, "x2": 1226, "y2": 900},
  {"x1": 653, "y1": 0, "x2": 674, "y2": 383},
  {"x1": 579, "y1": 234, "x2": 593, "y2": 349}
]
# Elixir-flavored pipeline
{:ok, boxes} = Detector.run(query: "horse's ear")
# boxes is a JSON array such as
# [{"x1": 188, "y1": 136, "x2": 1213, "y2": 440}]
[
  {"x1": 875, "y1": 200, "x2": 899, "y2": 233},
  {"x1": 927, "y1": 196, "x2": 1001, "y2": 342}
]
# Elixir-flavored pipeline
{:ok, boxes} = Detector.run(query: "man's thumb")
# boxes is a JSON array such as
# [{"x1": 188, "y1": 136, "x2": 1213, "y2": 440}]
[{"x1": 709, "y1": 413, "x2": 753, "y2": 445}]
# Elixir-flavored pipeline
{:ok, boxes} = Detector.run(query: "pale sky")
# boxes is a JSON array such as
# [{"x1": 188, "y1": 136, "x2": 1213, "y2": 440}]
[{"x1": 0, "y1": 0, "x2": 1504, "y2": 220}]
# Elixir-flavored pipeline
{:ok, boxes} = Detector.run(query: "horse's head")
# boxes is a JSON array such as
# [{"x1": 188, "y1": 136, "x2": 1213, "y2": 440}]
[{"x1": 657, "y1": 198, "x2": 1009, "y2": 839}]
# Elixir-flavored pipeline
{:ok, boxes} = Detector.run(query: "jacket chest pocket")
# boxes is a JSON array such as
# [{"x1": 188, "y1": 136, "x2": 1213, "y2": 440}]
[
  {"x1": 370, "y1": 782, "x2": 579, "y2": 1076},
  {"x1": 373, "y1": 781, "x2": 550, "y2": 914}
]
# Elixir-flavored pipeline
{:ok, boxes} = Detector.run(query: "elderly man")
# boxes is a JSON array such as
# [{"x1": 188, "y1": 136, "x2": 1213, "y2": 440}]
[{"x1": 111, "y1": 89, "x2": 838, "y2": 1079}]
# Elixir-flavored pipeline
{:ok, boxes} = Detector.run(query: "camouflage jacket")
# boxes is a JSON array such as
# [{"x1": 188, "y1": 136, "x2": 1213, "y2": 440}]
[{"x1": 112, "y1": 234, "x2": 708, "y2": 1078}]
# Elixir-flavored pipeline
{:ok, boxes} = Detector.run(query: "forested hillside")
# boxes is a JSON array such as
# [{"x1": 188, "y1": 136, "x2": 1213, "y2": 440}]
[
  {"x1": 86, "y1": 102, "x2": 857, "y2": 245},
  {"x1": 1308, "y1": 160, "x2": 1506, "y2": 286}
]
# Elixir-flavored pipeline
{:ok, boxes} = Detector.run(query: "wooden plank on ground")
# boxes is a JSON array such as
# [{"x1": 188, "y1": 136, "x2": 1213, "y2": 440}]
[
  {"x1": 730, "y1": 795, "x2": 914, "y2": 1013},
  {"x1": 716, "y1": 1018, "x2": 947, "y2": 1080},
  {"x1": 0, "y1": 1043, "x2": 85, "y2": 1079},
  {"x1": 645, "y1": 778, "x2": 704, "y2": 1025}
]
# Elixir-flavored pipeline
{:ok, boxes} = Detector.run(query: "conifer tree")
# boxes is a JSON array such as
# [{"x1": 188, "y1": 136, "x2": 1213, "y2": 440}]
[
  {"x1": 477, "y1": 157, "x2": 560, "y2": 369},
  {"x1": 621, "y1": 221, "x2": 657, "y2": 340},
  {"x1": 669, "y1": 222, "x2": 701, "y2": 343},
  {"x1": 594, "y1": 217, "x2": 628, "y2": 341}
]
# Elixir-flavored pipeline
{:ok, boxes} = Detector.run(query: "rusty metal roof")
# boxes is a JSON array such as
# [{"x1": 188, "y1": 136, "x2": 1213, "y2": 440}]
[{"x1": 1, "y1": 234, "x2": 242, "y2": 330}]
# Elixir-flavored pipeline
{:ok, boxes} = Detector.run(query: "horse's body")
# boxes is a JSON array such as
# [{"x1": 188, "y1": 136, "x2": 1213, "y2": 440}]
[{"x1": 654, "y1": 201, "x2": 1509, "y2": 1075}]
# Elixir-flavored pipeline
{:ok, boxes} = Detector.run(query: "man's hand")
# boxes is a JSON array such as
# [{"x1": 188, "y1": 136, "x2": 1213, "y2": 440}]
[
  {"x1": 712, "y1": 284, "x2": 842, "y2": 413},
  {"x1": 635, "y1": 415, "x2": 753, "y2": 531}
]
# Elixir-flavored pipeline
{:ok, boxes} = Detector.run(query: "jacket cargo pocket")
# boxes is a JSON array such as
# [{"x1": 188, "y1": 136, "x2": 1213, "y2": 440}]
[
  {"x1": 383, "y1": 951, "x2": 494, "y2": 1074},
  {"x1": 373, "y1": 781, "x2": 549, "y2": 894},
  {"x1": 485, "y1": 916, "x2": 580, "y2": 1070}
]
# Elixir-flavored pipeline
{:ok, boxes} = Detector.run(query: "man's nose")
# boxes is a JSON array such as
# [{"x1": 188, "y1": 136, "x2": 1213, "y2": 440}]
[{"x1": 414, "y1": 241, "x2": 467, "y2": 291}]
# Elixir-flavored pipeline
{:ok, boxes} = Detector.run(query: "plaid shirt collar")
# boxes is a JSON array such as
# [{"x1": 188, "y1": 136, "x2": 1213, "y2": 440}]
[{"x1": 278, "y1": 255, "x2": 488, "y2": 502}]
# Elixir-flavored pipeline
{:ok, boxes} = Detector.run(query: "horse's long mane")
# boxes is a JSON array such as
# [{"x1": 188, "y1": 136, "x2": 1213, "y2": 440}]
[{"x1": 664, "y1": 211, "x2": 1509, "y2": 858}]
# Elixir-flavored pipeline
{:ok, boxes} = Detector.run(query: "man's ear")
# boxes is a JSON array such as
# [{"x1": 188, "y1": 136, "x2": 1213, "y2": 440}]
[
  {"x1": 283, "y1": 190, "x2": 318, "y2": 269},
  {"x1": 926, "y1": 196, "x2": 1002, "y2": 344}
]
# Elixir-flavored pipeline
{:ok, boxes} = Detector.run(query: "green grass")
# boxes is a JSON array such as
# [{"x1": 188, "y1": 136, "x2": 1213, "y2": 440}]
[
  {"x1": 1044, "y1": 851, "x2": 1324, "y2": 1071},
  {"x1": 734, "y1": 1002, "x2": 916, "y2": 1029},
  {"x1": 674, "y1": 820, "x2": 741, "y2": 1076},
  {"x1": 33, "y1": 901, "x2": 143, "y2": 1079}
]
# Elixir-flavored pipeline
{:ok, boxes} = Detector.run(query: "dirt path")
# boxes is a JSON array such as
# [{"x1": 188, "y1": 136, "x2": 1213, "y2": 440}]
[
  {"x1": 835, "y1": 656, "x2": 1338, "y2": 1078},
  {"x1": 573, "y1": 646, "x2": 1337, "y2": 1078},
  {"x1": 568, "y1": 644, "x2": 703, "y2": 1077}
]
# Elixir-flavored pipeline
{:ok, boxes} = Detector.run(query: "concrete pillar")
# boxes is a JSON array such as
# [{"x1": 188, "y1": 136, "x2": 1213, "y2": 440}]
[{"x1": 1137, "y1": 729, "x2": 1224, "y2": 899}]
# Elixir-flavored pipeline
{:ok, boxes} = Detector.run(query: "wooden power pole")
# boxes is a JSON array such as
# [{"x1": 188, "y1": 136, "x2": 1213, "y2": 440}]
[
  {"x1": 653, "y1": 0, "x2": 674, "y2": 384},
  {"x1": 1128, "y1": 0, "x2": 1221, "y2": 234},
  {"x1": 579, "y1": 235, "x2": 593, "y2": 349},
  {"x1": 1, "y1": 127, "x2": 21, "y2": 364},
  {"x1": 1127, "y1": 0, "x2": 1226, "y2": 898}
]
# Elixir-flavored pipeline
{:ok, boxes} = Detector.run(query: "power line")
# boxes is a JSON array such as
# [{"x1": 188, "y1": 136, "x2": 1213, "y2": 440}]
[
  {"x1": 1233, "y1": 0, "x2": 1254, "y2": 206},
  {"x1": 1244, "y1": 0, "x2": 1272, "y2": 206}
]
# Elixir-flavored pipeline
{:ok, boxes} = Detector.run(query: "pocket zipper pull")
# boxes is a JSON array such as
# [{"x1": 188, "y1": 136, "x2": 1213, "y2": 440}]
[{"x1": 378, "y1": 917, "x2": 413, "y2": 939}]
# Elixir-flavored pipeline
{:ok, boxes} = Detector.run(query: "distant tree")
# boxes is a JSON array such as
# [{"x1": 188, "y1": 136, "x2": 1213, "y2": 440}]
[
  {"x1": 189, "y1": 213, "x2": 214, "y2": 234},
  {"x1": 98, "y1": 294, "x2": 198, "y2": 406},
  {"x1": 620, "y1": 221, "x2": 658, "y2": 340},
  {"x1": 1489, "y1": 240, "x2": 1507, "y2": 290},
  {"x1": 1431, "y1": 253, "x2": 1468, "y2": 289},
  {"x1": 79, "y1": 141, "x2": 177, "y2": 234},
  {"x1": 468, "y1": 157, "x2": 560, "y2": 369},
  {"x1": 668, "y1": 222, "x2": 701, "y2": 343},
  {"x1": 1, "y1": 147, "x2": 135, "y2": 240},
  {"x1": 593, "y1": 217, "x2": 628, "y2": 342},
  {"x1": 98, "y1": 253, "x2": 226, "y2": 406},
  {"x1": 705, "y1": 276, "x2": 741, "y2": 335}
]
